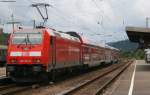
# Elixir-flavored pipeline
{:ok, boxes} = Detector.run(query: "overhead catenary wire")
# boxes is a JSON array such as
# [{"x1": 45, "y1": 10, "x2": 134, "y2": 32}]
[
  {"x1": 14, "y1": 0, "x2": 81, "y2": 28},
  {"x1": 27, "y1": 0, "x2": 83, "y2": 28},
  {"x1": 38, "y1": 0, "x2": 102, "y2": 34},
  {"x1": 92, "y1": 0, "x2": 113, "y2": 27},
  {"x1": 92, "y1": 0, "x2": 128, "y2": 41},
  {"x1": 27, "y1": 0, "x2": 105, "y2": 35},
  {"x1": 47, "y1": 4, "x2": 99, "y2": 34},
  {"x1": 2, "y1": 0, "x2": 116, "y2": 40}
]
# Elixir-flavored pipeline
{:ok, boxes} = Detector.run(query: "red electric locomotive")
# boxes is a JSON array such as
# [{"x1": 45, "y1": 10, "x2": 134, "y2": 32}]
[{"x1": 6, "y1": 27, "x2": 119, "y2": 82}]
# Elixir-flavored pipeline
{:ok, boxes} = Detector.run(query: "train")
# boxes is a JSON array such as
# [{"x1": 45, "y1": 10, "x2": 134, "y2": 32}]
[
  {"x1": 6, "y1": 27, "x2": 120, "y2": 82},
  {"x1": 0, "y1": 45, "x2": 7, "y2": 66},
  {"x1": 145, "y1": 49, "x2": 150, "y2": 63}
]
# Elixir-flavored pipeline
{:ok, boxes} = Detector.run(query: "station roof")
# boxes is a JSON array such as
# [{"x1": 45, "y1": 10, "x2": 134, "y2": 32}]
[{"x1": 126, "y1": 26, "x2": 150, "y2": 43}]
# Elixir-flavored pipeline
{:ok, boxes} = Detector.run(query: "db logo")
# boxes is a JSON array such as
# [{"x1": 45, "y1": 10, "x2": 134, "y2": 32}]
[{"x1": 22, "y1": 52, "x2": 29, "y2": 56}]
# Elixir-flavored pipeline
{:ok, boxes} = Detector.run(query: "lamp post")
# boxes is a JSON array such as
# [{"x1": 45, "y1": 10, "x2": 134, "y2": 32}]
[
  {"x1": 7, "y1": 14, "x2": 20, "y2": 33},
  {"x1": 146, "y1": 17, "x2": 149, "y2": 28},
  {"x1": 0, "y1": 0, "x2": 17, "y2": 33}
]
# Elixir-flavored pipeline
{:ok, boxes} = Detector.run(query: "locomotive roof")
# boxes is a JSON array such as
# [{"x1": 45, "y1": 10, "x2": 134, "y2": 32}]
[
  {"x1": 105, "y1": 45, "x2": 119, "y2": 51},
  {"x1": 47, "y1": 29, "x2": 80, "y2": 42},
  {"x1": 14, "y1": 28, "x2": 80, "y2": 42},
  {"x1": 14, "y1": 28, "x2": 119, "y2": 51},
  {"x1": 83, "y1": 42, "x2": 119, "y2": 51},
  {"x1": 0, "y1": 45, "x2": 7, "y2": 49},
  {"x1": 56, "y1": 32, "x2": 80, "y2": 42},
  {"x1": 14, "y1": 29, "x2": 42, "y2": 33},
  {"x1": 48, "y1": 28, "x2": 119, "y2": 51}
]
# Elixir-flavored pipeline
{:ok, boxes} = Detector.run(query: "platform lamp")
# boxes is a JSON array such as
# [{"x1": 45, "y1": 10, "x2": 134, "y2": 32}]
[{"x1": 146, "y1": 17, "x2": 150, "y2": 28}]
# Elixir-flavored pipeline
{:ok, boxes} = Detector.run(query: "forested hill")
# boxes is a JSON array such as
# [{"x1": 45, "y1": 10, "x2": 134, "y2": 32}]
[{"x1": 108, "y1": 40, "x2": 138, "y2": 52}]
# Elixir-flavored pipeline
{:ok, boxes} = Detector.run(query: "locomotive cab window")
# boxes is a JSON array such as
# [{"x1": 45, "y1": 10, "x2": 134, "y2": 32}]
[{"x1": 12, "y1": 32, "x2": 42, "y2": 45}]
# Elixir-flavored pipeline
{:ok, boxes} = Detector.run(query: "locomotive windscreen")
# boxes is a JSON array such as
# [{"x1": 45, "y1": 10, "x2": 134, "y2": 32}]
[{"x1": 12, "y1": 32, "x2": 42, "y2": 44}]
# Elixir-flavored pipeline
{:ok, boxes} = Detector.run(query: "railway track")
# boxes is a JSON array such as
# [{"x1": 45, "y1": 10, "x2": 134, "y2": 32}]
[
  {"x1": 0, "y1": 77, "x2": 12, "y2": 85},
  {"x1": 13, "y1": 60, "x2": 132, "y2": 95},
  {"x1": 0, "y1": 76, "x2": 41, "y2": 95},
  {"x1": 0, "y1": 77, "x2": 35, "y2": 95},
  {"x1": 0, "y1": 84, "x2": 31, "y2": 95},
  {"x1": 0, "y1": 60, "x2": 132, "y2": 95},
  {"x1": 60, "y1": 61, "x2": 132, "y2": 95}
]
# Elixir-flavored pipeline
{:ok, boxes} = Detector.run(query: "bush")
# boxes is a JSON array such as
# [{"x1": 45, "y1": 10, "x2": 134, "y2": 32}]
[{"x1": 121, "y1": 49, "x2": 145, "y2": 59}]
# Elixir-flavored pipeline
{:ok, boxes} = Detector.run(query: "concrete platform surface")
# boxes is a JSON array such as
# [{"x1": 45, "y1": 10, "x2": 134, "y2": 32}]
[
  {"x1": 133, "y1": 60, "x2": 150, "y2": 95},
  {"x1": 110, "y1": 60, "x2": 135, "y2": 95},
  {"x1": 109, "y1": 60, "x2": 150, "y2": 95}
]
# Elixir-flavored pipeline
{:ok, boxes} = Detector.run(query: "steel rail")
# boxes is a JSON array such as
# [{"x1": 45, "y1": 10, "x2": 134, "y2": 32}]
[
  {"x1": 0, "y1": 86, "x2": 31, "y2": 95},
  {"x1": 94, "y1": 61, "x2": 132, "y2": 95},
  {"x1": 61, "y1": 61, "x2": 132, "y2": 95}
]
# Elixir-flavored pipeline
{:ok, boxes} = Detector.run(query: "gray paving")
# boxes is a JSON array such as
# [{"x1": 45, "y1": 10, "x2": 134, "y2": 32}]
[
  {"x1": 111, "y1": 60, "x2": 150, "y2": 95},
  {"x1": 133, "y1": 60, "x2": 150, "y2": 95},
  {"x1": 111, "y1": 61, "x2": 135, "y2": 95}
]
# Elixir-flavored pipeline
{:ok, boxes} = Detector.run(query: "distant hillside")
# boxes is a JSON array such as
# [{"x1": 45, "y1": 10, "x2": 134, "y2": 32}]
[{"x1": 108, "y1": 40, "x2": 138, "y2": 52}]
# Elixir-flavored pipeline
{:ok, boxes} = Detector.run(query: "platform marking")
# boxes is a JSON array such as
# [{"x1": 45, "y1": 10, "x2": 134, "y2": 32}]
[{"x1": 128, "y1": 60, "x2": 137, "y2": 95}]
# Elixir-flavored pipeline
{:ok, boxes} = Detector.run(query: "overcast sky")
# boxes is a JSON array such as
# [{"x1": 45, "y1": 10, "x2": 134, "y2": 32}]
[{"x1": 0, "y1": 0, "x2": 149, "y2": 43}]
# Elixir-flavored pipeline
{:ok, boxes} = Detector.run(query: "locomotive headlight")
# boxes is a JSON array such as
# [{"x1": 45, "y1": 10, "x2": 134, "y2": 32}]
[
  {"x1": 36, "y1": 59, "x2": 40, "y2": 63},
  {"x1": 11, "y1": 60, "x2": 15, "y2": 63},
  {"x1": 33, "y1": 66, "x2": 41, "y2": 72},
  {"x1": 10, "y1": 59, "x2": 17, "y2": 63},
  {"x1": 33, "y1": 59, "x2": 41, "y2": 63}
]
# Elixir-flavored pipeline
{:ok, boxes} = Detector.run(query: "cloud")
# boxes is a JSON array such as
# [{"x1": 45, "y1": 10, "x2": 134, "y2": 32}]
[
  {"x1": 134, "y1": 0, "x2": 150, "y2": 17},
  {"x1": 1, "y1": 0, "x2": 149, "y2": 43}
]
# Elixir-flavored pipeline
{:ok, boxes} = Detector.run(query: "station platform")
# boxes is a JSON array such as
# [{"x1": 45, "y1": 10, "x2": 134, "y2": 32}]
[{"x1": 108, "y1": 60, "x2": 150, "y2": 95}]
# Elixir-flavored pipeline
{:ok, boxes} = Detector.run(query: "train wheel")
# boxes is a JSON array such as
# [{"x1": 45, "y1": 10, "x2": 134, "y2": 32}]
[{"x1": 51, "y1": 69, "x2": 56, "y2": 82}]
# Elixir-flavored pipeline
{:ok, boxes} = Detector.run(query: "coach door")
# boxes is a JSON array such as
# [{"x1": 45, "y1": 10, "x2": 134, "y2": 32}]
[{"x1": 50, "y1": 36, "x2": 56, "y2": 70}]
